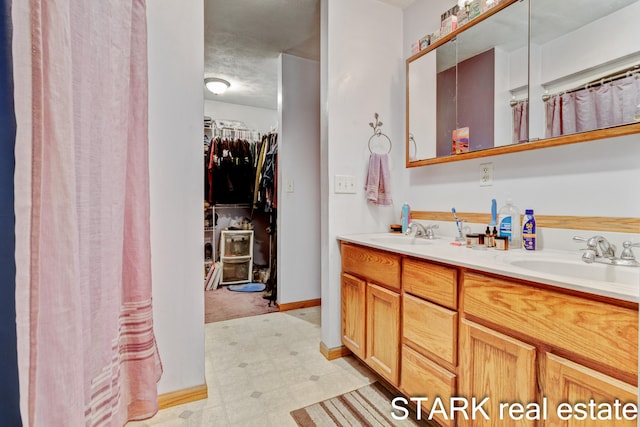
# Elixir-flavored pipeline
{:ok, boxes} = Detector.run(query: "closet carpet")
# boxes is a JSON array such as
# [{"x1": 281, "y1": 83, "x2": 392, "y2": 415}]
[{"x1": 205, "y1": 287, "x2": 279, "y2": 323}]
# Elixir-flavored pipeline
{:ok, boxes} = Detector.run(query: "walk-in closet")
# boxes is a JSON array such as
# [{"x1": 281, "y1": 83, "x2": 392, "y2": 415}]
[{"x1": 203, "y1": 117, "x2": 280, "y2": 323}]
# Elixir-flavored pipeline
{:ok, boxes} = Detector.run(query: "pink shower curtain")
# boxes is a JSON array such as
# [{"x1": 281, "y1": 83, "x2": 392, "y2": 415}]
[{"x1": 14, "y1": 0, "x2": 162, "y2": 425}]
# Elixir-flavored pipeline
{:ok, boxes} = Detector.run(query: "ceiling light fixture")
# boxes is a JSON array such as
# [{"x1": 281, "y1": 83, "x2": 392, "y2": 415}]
[{"x1": 205, "y1": 77, "x2": 230, "y2": 95}]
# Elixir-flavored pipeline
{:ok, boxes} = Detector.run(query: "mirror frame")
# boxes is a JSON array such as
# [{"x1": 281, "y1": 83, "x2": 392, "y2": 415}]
[{"x1": 405, "y1": 0, "x2": 640, "y2": 168}]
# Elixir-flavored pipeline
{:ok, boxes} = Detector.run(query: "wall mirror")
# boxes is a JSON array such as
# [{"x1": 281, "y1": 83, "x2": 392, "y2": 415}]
[
  {"x1": 407, "y1": 39, "x2": 456, "y2": 161},
  {"x1": 406, "y1": 0, "x2": 640, "y2": 167}
]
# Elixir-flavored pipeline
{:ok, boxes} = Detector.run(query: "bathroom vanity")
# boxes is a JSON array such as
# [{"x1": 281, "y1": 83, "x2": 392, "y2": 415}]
[{"x1": 338, "y1": 234, "x2": 638, "y2": 427}]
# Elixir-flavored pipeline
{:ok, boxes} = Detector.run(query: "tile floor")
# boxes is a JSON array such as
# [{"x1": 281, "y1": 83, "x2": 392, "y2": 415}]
[{"x1": 127, "y1": 306, "x2": 377, "y2": 426}]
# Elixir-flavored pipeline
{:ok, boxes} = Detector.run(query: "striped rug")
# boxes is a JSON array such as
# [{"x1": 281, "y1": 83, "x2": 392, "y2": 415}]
[{"x1": 290, "y1": 382, "x2": 437, "y2": 426}]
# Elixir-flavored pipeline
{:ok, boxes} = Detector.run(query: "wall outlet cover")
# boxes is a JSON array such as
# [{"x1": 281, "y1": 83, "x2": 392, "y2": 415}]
[{"x1": 480, "y1": 162, "x2": 493, "y2": 186}]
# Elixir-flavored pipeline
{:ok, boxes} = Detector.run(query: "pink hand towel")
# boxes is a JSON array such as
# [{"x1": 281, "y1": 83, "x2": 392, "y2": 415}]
[{"x1": 365, "y1": 153, "x2": 392, "y2": 205}]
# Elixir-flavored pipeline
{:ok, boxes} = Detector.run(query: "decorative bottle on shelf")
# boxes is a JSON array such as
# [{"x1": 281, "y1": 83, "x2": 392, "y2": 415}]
[{"x1": 498, "y1": 197, "x2": 521, "y2": 249}]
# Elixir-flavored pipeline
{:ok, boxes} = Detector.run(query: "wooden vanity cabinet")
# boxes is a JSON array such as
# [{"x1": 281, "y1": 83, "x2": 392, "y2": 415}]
[
  {"x1": 460, "y1": 271, "x2": 638, "y2": 427},
  {"x1": 339, "y1": 241, "x2": 638, "y2": 427},
  {"x1": 340, "y1": 243, "x2": 401, "y2": 385}
]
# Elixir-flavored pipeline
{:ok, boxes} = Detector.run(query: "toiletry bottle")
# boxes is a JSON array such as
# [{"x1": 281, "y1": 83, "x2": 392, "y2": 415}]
[
  {"x1": 522, "y1": 209, "x2": 536, "y2": 250},
  {"x1": 401, "y1": 203, "x2": 411, "y2": 233},
  {"x1": 484, "y1": 226, "x2": 491, "y2": 247},
  {"x1": 498, "y1": 197, "x2": 521, "y2": 249},
  {"x1": 491, "y1": 226, "x2": 497, "y2": 247}
]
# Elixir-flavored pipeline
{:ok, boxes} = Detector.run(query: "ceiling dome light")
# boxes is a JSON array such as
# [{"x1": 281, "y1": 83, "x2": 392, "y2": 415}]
[{"x1": 205, "y1": 78, "x2": 230, "y2": 95}]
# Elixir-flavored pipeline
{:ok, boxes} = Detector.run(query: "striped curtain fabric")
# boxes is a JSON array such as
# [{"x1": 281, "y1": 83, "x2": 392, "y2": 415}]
[{"x1": 13, "y1": 0, "x2": 162, "y2": 425}]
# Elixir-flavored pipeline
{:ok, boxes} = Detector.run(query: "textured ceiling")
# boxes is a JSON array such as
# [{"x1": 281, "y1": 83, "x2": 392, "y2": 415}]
[
  {"x1": 204, "y1": 0, "x2": 415, "y2": 110},
  {"x1": 204, "y1": 0, "x2": 321, "y2": 110}
]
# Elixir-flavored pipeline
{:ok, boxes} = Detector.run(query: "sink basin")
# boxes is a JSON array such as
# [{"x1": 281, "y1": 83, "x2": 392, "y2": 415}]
[
  {"x1": 507, "y1": 257, "x2": 640, "y2": 286},
  {"x1": 369, "y1": 235, "x2": 436, "y2": 246}
]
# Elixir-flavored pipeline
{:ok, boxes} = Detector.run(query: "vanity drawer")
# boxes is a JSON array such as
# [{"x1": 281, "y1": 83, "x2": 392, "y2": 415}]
[
  {"x1": 341, "y1": 243, "x2": 401, "y2": 290},
  {"x1": 403, "y1": 293, "x2": 457, "y2": 367},
  {"x1": 403, "y1": 258, "x2": 457, "y2": 309},
  {"x1": 462, "y1": 272, "x2": 638, "y2": 379},
  {"x1": 401, "y1": 345, "x2": 456, "y2": 427}
]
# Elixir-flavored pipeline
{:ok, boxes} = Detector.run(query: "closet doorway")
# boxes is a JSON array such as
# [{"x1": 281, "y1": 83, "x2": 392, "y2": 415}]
[
  {"x1": 203, "y1": 124, "x2": 279, "y2": 323},
  {"x1": 202, "y1": 0, "x2": 320, "y2": 323}
]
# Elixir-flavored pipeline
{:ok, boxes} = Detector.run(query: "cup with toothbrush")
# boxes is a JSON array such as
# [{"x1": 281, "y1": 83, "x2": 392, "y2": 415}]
[{"x1": 452, "y1": 208, "x2": 466, "y2": 242}]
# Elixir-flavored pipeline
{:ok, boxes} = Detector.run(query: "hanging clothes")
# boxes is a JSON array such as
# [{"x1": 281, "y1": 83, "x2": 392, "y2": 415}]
[
  {"x1": 204, "y1": 134, "x2": 212, "y2": 202},
  {"x1": 208, "y1": 137, "x2": 256, "y2": 204},
  {"x1": 253, "y1": 134, "x2": 269, "y2": 207},
  {"x1": 255, "y1": 133, "x2": 278, "y2": 212}
]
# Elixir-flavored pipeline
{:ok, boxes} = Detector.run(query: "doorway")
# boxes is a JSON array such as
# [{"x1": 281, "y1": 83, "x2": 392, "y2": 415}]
[{"x1": 202, "y1": 0, "x2": 321, "y2": 322}]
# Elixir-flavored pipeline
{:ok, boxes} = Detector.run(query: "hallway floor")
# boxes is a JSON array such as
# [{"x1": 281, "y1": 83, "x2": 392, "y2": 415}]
[{"x1": 127, "y1": 306, "x2": 377, "y2": 426}]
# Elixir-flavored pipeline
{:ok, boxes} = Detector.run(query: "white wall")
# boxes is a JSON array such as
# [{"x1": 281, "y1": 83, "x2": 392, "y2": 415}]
[
  {"x1": 204, "y1": 100, "x2": 277, "y2": 133},
  {"x1": 277, "y1": 54, "x2": 321, "y2": 304},
  {"x1": 321, "y1": 0, "x2": 404, "y2": 349},
  {"x1": 147, "y1": 0, "x2": 205, "y2": 394}
]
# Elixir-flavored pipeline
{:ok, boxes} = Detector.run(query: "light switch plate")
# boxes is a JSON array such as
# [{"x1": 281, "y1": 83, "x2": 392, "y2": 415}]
[
  {"x1": 335, "y1": 175, "x2": 357, "y2": 194},
  {"x1": 285, "y1": 179, "x2": 294, "y2": 193}
]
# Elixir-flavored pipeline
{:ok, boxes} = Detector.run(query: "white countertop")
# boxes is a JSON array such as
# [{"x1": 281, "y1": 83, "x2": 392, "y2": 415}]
[{"x1": 337, "y1": 233, "x2": 640, "y2": 303}]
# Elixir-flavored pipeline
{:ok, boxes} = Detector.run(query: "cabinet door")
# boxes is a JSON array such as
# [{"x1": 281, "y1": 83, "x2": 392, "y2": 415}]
[
  {"x1": 341, "y1": 273, "x2": 366, "y2": 359},
  {"x1": 366, "y1": 283, "x2": 400, "y2": 386},
  {"x1": 401, "y1": 345, "x2": 456, "y2": 427},
  {"x1": 459, "y1": 319, "x2": 537, "y2": 427},
  {"x1": 545, "y1": 353, "x2": 637, "y2": 427}
]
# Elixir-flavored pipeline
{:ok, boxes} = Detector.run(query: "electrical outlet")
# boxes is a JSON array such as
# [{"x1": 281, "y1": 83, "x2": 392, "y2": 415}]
[{"x1": 480, "y1": 162, "x2": 493, "y2": 186}]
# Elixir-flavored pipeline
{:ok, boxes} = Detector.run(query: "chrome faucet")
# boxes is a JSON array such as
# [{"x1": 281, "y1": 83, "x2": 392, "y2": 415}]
[
  {"x1": 405, "y1": 222, "x2": 439, "y2": 239},
  {"x1": 573, "y1": 236, "x2": 639, "y2": 267}
]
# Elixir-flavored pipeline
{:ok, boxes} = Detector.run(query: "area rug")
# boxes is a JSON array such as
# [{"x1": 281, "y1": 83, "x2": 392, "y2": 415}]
[
  {"x1": 204, "y1": 287, "x2": 278, "y2": 323},
  {"x1": 290, "y1": 382, "x2": 437, "y2": 426},
  {"x1": 227, "y1": 282, "x2": 266, "y2": 292}
]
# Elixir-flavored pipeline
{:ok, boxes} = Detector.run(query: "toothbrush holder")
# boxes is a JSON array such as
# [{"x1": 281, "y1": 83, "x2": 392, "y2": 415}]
[{"x1": 455, "y1": 219, "x2": 467, "y2": 242}]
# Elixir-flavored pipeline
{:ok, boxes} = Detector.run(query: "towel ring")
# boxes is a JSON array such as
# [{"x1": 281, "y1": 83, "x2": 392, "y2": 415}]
[
  {"x1": 367, "y1": 113, "x2": 392, "y2": 154},
  {"x1": 368, "y1": 131, "x2": 392, "y2": 154}
]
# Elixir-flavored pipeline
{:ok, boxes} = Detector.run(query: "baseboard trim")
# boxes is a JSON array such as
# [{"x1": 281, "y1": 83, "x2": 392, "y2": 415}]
[
  {"x1": 278, "y1": 298, "x2": 321, "y2": 312},
  {"x1": 320, "y1": 341, "x2": 351, "y2": 360},
  {"x1": 158, "y1": 383, "x2": 208, "y2": 410}
]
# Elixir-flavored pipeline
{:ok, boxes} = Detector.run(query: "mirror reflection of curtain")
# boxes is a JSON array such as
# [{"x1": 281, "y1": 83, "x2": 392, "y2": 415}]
[
  {"x1": 512, "y1": 100, "x2": 528, "y2": 144},
  {"x1": 544, "y1": 75, "x2": 640, "y2": 138}
]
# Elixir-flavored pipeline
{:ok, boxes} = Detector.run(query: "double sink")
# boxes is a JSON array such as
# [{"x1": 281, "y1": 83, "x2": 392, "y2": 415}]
[{"x1": 359, "y1": 233, "x2": 640, "y2": 299}]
